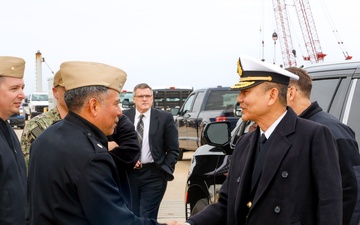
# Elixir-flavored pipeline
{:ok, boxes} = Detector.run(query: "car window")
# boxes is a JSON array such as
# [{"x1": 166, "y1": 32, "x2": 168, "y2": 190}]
[
  {"x1": 205, "y1": 90, "x2": 238, "y2": 111},
  {"x1": 181, "y1": 94, "x2": 196, "y2": 114},
  {"x1": 311, "y1": 78, "x2": 340, "y2": 112},
  {"x1": 32, "y1": 94, "x2": 48, "y2": 101},
  {"x1": 192, "y1": 92, "x2": 205, "y2": 113}
]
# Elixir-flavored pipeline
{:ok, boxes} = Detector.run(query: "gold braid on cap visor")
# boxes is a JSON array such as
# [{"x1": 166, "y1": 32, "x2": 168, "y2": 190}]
[
  {"x1": 231, "y1": 76, "x2": 272, "y2": 89},
  {"x1": 240, "y1": 76, "x2": 273, "y2": 82}
]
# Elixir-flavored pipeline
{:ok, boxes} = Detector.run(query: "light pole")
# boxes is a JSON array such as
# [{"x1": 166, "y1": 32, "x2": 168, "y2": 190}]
[{"x1": 272, "y1": 32, "x2": 278, "y2": 65}]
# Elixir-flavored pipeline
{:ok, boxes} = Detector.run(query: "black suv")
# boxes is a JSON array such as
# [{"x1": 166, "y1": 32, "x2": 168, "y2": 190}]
[{"x1": 306, "y1": 60, "x2": 360, "y2": 143}]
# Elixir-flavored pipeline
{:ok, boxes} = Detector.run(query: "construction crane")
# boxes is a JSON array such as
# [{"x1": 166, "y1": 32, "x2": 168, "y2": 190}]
[
  {"x1": 271, "y1": 0, "x2": 351, "y2": 68},
  {"x1": 272, "y1": 0, "x2": 297, "y2": 68}
]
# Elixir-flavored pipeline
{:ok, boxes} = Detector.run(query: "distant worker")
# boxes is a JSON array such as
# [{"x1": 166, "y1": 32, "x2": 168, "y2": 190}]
[
  {"x1": 123, "y1": 83, "x2": 179, "y2": 219},
  {"x1": 21, "y1": 70, "x2": 68, "y2": 166},
  {"x1": 28, "y1": 61, "x2": 177, "y2": 225},
  {"x1": 0, "y1": 56, "x2": 27, "y2": 225},
  {"x1": 286, "y1": 66, "x2": 360, "y2": 225}
]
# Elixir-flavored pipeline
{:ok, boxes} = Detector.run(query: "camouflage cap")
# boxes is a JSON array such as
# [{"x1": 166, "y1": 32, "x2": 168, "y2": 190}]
[
  {"x1": 53, "y1": 70, "x2": 64, "y2": 87},
  {"x1": 60, "y1": 61, "x2": 127, "y2": 92},
  {"x1": 0, "y1": 56, "x2": 25, "y2": 78}
]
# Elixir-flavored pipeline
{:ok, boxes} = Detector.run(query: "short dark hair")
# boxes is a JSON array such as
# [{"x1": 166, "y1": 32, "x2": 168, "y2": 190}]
[
  {"x1": 286, "y1": 67, "x2": 312, "y2": 99},
  {"x1": 133, "y1": 83, "x2": 153, "y2": 94},
  {"x1": 64, "y1": 86, "x2": 109, "y2": 112}
]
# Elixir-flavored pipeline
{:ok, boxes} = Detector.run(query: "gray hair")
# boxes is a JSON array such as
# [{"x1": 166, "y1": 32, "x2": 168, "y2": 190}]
[
  {"x1": 64, "y1": 85, "x2": 109, "y2": 112},
  {"x1": 262, "y1": 82, "x2": 288, "y2": 106}
]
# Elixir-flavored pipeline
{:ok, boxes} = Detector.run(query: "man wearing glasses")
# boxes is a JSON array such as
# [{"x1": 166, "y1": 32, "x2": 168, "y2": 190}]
[{"x1": 122, "y1": 83, "x2": 179, "y2": 220}]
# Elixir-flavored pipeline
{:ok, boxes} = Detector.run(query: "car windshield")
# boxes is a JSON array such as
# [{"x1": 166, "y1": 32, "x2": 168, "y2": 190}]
[
  {"x1": 120, "y1": 92, "x2": 133, "y2": 102},
  {"x1": 31, "y1": 94, "x2": 48, "y2": 101},
  {"x1": 205, "y1": 90, "x2": 238, "y2": 111}
]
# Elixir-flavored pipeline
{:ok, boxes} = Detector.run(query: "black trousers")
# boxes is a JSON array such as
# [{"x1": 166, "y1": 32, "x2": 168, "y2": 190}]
[{"x1": 128, "y1": 163, "x2": 167, "y2": 219}]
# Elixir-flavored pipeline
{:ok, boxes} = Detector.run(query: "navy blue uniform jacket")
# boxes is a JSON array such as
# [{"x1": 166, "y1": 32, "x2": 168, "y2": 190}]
[
  {"x1": 123, "y1": 108, "x2": 179, "y2": 181},
  {"x1": 188, "y1": 108, "x2": 342, "y2": 225},
  {"x1": 28, "y1": 112, "x2": 162, "y2": 225},
  {"x1": 300, "y1": 101, "x2": 360, "y2": 225},
  {"x1": 0, "y1": 119, "x2": 27, "y2": 225}
]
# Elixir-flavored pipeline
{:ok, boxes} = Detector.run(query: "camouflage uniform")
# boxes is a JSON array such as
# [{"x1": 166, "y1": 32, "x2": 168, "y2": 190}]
[{"x1": 21, "y1": 107, "x2": 62, "y2": 166}]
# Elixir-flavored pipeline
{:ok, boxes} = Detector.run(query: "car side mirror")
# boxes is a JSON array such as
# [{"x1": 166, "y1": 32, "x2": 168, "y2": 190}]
[
  {"x1": 170, "y1": 108, "x2": 179, "y2": 116},
  {"x1": 202, "y1": 121, "x2": 232, "y2": 154},
  {"x1": 25, "y1": 98, "x2": 29, "y2": 103},
  {"x1": 234, "y1": 102, "x2": 242, "y2": 117},
  {"x1": 122, "y1": 99, "x2": 129, "y2": 107},
  {"x1": 122, "y1": 99, "x2": 134, "y2": 108}
]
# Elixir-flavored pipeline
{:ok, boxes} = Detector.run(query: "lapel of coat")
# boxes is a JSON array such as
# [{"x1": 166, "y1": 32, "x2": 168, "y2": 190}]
[
  {"x1": 250, "y1": 108, "x2": 297, "y2": 210},
  {"x1": 149, "y1": 108, "x2": 159, "y2": 140},
  {"x1": 126, "y1": 108, "x2": 136, "y2": 124}
]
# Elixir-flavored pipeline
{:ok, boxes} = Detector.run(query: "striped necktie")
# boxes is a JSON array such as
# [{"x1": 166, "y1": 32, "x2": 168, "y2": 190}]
[{"x1": 136, "y1": 114, "x2": 144, "y2": 149}]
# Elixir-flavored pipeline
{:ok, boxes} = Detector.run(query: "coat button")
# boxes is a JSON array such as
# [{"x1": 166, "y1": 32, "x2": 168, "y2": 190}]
[
  {"x1": 281, "y1": 171, "x2": 288, "y2": 178},
  {"x1": 237, "y1": 177, "x2": 240, "y2": 182},
  {"x1": 274, "y1": 206, "x2": 281, "y2": 213}
]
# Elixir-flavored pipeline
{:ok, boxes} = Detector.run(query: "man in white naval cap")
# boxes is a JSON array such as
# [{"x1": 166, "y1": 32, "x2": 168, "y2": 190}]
[
  {"x1": 184, "y1": 55, "x2": 342, "y2": 225},
  {"x1": 28, "y1": 61, "x2": 177, "y2": 225}
]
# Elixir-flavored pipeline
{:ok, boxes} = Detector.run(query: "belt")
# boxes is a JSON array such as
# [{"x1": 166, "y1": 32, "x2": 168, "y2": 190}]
[
  {"x1": 141, "y1": 163, "x2": 155, "y2": 168},
  {"x1": 135, "y1": 163, "x2": 155, "y2": 169}
]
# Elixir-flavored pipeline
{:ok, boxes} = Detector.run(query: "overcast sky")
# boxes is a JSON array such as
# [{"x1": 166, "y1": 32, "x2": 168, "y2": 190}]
[{"x1": 1, "y1": 0, "x2": 358, "y2": 94}]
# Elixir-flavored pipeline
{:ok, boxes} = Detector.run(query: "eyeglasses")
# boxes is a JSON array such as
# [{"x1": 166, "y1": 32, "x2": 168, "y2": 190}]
[{"x1": 134, "y1": 95, "x2": 153, "y2": 99}]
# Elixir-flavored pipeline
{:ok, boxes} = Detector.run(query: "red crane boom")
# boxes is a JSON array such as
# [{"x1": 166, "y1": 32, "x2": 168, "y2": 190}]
[
  {"x1": 272, "y1": 0, "x2": 297, "y2": 68},
  {"x1": 272, "y1": 0, "x2": 327, "y2": 67},
  {"x1": 293, "y1": 0, "x2": 326, "y2": 63}
]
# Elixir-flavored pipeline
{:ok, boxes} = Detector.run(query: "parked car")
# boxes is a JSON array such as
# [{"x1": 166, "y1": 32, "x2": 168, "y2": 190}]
[
  {"x1": 8, "y1": 107, "x2": 26, "y2": 129},
  {"x1": 184, "y1": 113, "x2": 254, "y2": 219},
  {"x1": 175, "y1": 86, "x2": 240, "y2": 160},
  {"x1": 306, "y1": 60, "x2": 360, "y2": 144},
  {"x1": 23, "y1": 92, "x2": 49, "y2": 120}
]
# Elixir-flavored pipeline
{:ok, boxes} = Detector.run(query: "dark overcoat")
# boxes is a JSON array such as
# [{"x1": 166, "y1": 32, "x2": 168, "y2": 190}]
[
  {"x1": 108, "y1": 114, "x2": 141, "y2": 207},
  {"x1": 188, "y1": 108, "x2": 342, "y2": 225},
  {"x1": 28, "y1": 112, "x2": 161, "y2": 225},
  {"x1": 300, "y1": 101, "x2": 360, "y2": 225},
  {"x1": 123, "y1": 108, "x2": 179, "y2": 181},
  {"x1": 0, "y1": 119, "x2": 27, "y2": 225}
]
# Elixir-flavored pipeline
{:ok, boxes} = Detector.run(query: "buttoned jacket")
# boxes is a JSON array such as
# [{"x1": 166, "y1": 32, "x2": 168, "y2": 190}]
[{"x1": 188, "y1": 107, "x2": 342, "y2": 225}]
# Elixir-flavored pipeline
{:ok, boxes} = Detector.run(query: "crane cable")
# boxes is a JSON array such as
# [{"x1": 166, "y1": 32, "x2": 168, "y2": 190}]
[
  {"x1": 259, "y1": 0, "x2": 265, "y2": 62},
  {"x1": 285, "y1": 3, "x2": 305, "y2": 62},
  {"x1": 318, "y1": 0, "x2": 352, "y2": 60}
]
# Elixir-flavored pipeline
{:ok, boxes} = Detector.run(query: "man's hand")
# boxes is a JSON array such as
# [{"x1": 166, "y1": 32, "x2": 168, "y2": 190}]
[
  {"x1": 108, "y1": 141, "x2": 119, "y2": 151},
  {"x1": 165, "y1": 221, "x2": 189, "y2": 225},
  {"x1": 134, "y1": 160, "x2": 142, "y2": 169}
]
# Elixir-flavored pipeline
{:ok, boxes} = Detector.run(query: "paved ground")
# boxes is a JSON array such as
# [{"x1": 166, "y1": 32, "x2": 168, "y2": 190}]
[{"x1": 157, "y1": 153, "x2": 192, "y2": 223}]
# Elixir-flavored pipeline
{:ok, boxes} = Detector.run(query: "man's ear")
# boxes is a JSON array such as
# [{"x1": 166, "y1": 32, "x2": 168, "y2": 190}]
[
  {"x1": 287, "y1": 86, "x2": 296, "y2": 101},
  {"x1": 267, "y1": 87, "x2": 279, "y2": 106},
  {"x1": 88, "y1": 98, "x2": 98, "y2": 116}
]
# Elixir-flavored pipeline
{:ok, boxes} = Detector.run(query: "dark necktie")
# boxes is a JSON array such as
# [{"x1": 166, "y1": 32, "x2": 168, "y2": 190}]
[
  {"x1": 136, "y1": 114, "x2": 144, "y2": 149},
  {"x1": 251, "y1": 133, "x2": 268, "y2": 191},
  {"x1": 259, "y1": 133, "x2": 267, "y2": 151}
]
